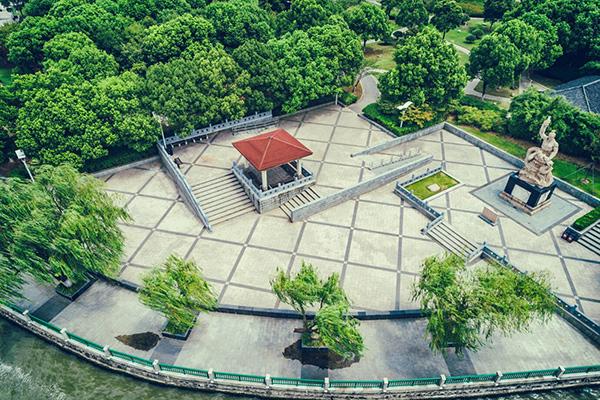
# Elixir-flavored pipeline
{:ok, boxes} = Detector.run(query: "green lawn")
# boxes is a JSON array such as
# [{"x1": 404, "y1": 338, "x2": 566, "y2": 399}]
[
  {"x1": 406, "y1": 171, "x2": 460, "y2": 200},
  {"x1": 445, "y1": 19, "x2": 490, "y2": 51},
  {"x1": 457, "y1": 51, "x2": 469, "y2": 67},
  {"x1": 456, "y1": 124, "x2": 600, "y2": 198},
  {"x1": 364, "y1": 42, "x2": 396, "y2": 71},
  {"x1": 0, "y1": 67, "x2": 12, "y2": 86}
]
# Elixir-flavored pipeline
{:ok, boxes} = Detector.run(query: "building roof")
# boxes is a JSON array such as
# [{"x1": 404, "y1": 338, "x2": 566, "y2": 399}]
[
  {"x1": 232, "y1": 128, "x2": 313, "y2": 171},
  {"x1": 552, "y1": 75, "x2": 600, "y2": 114}
]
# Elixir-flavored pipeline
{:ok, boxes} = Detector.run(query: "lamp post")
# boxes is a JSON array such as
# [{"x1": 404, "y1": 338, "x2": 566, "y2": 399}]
[
  {"x1": 15, "y1": 149, "x2": 34, "y2": 182},
  {"x1": 396, "y1": 101, "x2": 413, "y2": 128},
  {"x1": 152, "y1": 112, "x2": 168, "y2": 148}
]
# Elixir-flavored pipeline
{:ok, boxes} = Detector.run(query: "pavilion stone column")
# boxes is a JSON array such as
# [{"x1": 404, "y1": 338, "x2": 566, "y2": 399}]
[
  {"x1": 296, "y1": 159, "x2": 302, "y2": 177},
  {"x1": 261, "y1": 170, "x2": 268, "y2": 191}
]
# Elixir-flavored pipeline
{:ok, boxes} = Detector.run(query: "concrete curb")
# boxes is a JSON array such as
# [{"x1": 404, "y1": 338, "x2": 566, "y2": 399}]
[{"x1": 91, "y1": 156, "x2": 160, "y2": 178}]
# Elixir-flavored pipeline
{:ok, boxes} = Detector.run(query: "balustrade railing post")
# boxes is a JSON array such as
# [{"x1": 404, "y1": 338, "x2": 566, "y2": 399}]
[
  {"x1": 438, "y1": 374, "x2": 446, "y2": 388},
  {"x1": 555, "y1": 366, "x2": 565, "y2": 379},
  {"x1": 60, "y1": 328, "x2": 69, "y2": 341},
  {"x1": 382, "y1": 377, "x2": 389, "y2": 393},
  {"x1": 323, "y1": 377, "x2": 330, "y2": 392},
  {"x1": 103, "y1": 345, "x2": 111, "y2": 358},
  {"x1": 152, "y1": 359, "x2": 160, "y2": 373},
  {"x1": 22, "y1": 309, "x2": 31, "y2": 322},
  {"x1": 494, "y1": 371, "x2": 503, "y2": 384},
  {"x1": 265, "y1": 374, "x2": 272, "y2": 388},
  {"x1": 208, "y1": 368, "x2": 215, "y2": 384}
]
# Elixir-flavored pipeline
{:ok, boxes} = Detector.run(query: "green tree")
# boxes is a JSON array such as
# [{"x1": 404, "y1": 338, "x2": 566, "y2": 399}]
[
  {"x1": 139, "y1": 255, "x2": 217, "y2": 334},
  {"x1": 380, "y1": 0, "x2": 400, "y2": 17},
  {"x1": 413, "y1": 253, "x2": 555, "y2": 355},
  {"x1": 204, "y1": 0, "x2": 274, "y2": 48},
  {"x1": 493, "y1": 19, "x2": 543, "y2": 80},
  {"x1": 271, "y1": 261, "x2": 363, "y2": 359},
  {"x1": 313, "y1": 302, "x2": 364, "y2": 359},
  {"x1": 343, "y1": 2, "x2": 390, "y2": 49},
  {"x1": 507, "y1": 89, "x2": 600, "y2": 161},
  {"x1": 379, "y1": 27, "x2": 467, "y2": 110},
  {"x1": 483, "y1": 0, "x2": 515, "y2": 27},
  {"x1": 394, "y1": 0, "x2": 429, "y2": 32},
  {"x1": 431, "y1": 0, "x2": 468, "y2": 39},
  {"x1": 284, "y1": 0, "x2": 330, "y2": 31},
  {"x1": 137, "y1": 14, "x2": 215, "y2": 65},
  {"x1": 144, "y1": 43, "x2": 249, "y2": 136},
  {"x1": 468, "y1": 34, "x2": 519, "y2": 98},
  {"x1": 517, "y1": 12, "x2": 562, "y2": 70},
  {"x1": 6, "y1": 16, "x2": 60, "y2": 71},
  {"x1": 0, "y1": 164, "x2": 129, "y2": 303}
]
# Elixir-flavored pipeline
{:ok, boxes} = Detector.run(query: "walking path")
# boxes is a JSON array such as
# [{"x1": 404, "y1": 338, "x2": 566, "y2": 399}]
[{"x1": 350, "y1": 74, "x2": 380, "y2": 113}]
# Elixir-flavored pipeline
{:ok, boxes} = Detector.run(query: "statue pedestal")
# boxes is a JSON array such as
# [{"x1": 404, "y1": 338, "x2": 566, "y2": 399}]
[{"x1": 499, "y1": 172, "x2": 557, "y2": 215}]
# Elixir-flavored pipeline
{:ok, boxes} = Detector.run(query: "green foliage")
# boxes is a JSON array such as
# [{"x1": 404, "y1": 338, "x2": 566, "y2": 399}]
[
  {"x1": 338, "y1": 91, "x2": 358, "y2": 106},
  {"x1": 468, "y1": 34, "x2": 520, "y2": 96},
  {"x1": 144, "y1": 43, "x2": 249, "y2": 136},
  {"x1": 280, "y1": 0, "x2": 331, "y2": 32},
  {"x1": 313, "y1": 303, "x2": 364, "y2": 359},
  {"x1": 394, "y1": 0, "x2": 429, "y2": 31},
  {"x1": 483, "y1": 0, "x2": 515, "y2": 25},
  {"x1": 362, "y1": 103, "x2": 442, "y2": 136},
  {"x1": 413, "y1": 253, "x2": 555, "y2": 355},
  {"x1": 0, "y1": 164, "x2": 129, "y2": 303},
  {"x1": 405, "y1": 171, "x2": 459, "y2": 199},
  {"x1": 517, "y1": 12, "x2": 562, "y2": 70},
  {"x1": 140, "y1": 255, "x2": 217, "y2": 334},
  {"x1": 343, "y1": 2, "x2": 390, "y2": 48},
  {"x1": 507, "y1": 89, "x2": 600, "y2": 161},
  {"x1": 379, "y1": 27, "x2": 467, "y2": 110},
  {"x1": 7, "y1": 16, "x2": 59, "y2": 70},
  {"x1": 573, "y1": 207, "x2": 600, "y2": 231},
  {"x1": 271, "y1": 261, "x2": 362, "y2": 359},
  {"x1": 493, "y1": 19, "x2": 543, "y2": 75},
  {"x1": 204, "y1": 0, "x2": 274, "y2": 48},
  {"x1": 431, "y1": 0, "x2": 469, "y2": 38},
  {"x1": 456, "y1": 105, "x2": 504, "y2": 131},
  {"x1": 401, "y1": 104, "x2": 435, "y2": 128},
  {"x1": 137, "y1": 14, "x2": 215, "y2": 65},
  {"x1": 458, "y1": 1, "x2": 483, "y2": 17}
]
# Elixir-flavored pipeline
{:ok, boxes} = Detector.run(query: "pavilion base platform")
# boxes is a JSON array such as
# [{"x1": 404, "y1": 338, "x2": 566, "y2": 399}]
[{"x1": 232, "y1": 161, "x2": 316, "y2": 214}]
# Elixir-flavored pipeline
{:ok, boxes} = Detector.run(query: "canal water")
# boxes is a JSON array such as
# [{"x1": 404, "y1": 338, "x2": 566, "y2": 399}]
[{"x1": 1, "y1": 318, "x2": 598, "y2": 400}]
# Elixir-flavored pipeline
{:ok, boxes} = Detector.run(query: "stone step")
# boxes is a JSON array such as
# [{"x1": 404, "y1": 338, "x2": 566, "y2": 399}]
[
  {"x1": 207, "y1": 199, "x2": 253, "y2": 220},
  {"x1": 191, "y1": 175, "x2": 237, "y2": 192},
  {"x1": 194, "y1": 180, "x2": 240, "y2": 199},
  {"x1": 196, "y1": 185, "x2": 244, "y2": 204},
  {"x1": 190, "y1": 174, "x2": 235, "y2": 189},
  {"x1": 210, "y1": 204, "x2": 256, "y2": 226},
  {"x1": 578, "y1": 238, "x2": 600, "y2": 257},
  {"x1": 203, "y1": 193, "x2": 250, "y2": 214},
  {"x1": 427, "y1": 227, "x2": 466, "y2": 256},
  {"x1": 279, "y1": 187, "x2": 320, "y2": 219},
  {"x1": 434, "y1": 223, "x2": 477, "y2": 253}
]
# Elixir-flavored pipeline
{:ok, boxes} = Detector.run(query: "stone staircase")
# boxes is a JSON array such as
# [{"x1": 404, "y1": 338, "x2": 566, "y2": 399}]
[
  {"x1": 426, "y1": 221, "x2": 479, "y2": 259},
  {"x1": 578, "y1": 222, "x2": 600, "y2": 257},
  {"x1": 280, "y1": 187, "x2": 320, "y2": 219},
  {"x1": 190, "y1": 173, "x2": 255, "y2": 226}
]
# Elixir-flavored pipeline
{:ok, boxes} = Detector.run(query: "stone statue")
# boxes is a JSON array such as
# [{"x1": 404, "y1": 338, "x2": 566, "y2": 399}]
[{"x1": 518, "y1": 117, "x2": 559, "y2": 187}]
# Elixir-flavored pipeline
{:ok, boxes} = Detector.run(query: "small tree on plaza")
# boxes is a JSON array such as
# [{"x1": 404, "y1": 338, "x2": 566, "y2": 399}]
[
  {"x1": 139, "y1": 255, "x2": 217, "y2": 334},
  {"x1": 271, "y1": 261, "x2": 363, "y2": 359},
  {"x1": 0, "y1": 164, "x2": 129, "y2": 303},
  {"x1": 412, "y1": 253, "x2": 555, "y2": 356}
]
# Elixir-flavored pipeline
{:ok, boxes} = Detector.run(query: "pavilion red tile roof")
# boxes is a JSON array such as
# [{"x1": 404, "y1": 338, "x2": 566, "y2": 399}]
[{"x1": 232, "y1": 128, "x2": 313, "y2": 172}]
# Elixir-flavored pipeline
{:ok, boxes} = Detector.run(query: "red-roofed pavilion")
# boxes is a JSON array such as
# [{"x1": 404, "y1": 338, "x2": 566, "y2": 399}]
[{"x1": 233, "y1": 128, "x2": 313, "y2": 190}]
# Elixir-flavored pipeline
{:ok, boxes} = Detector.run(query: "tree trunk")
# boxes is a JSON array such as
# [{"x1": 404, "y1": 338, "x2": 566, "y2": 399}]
[
  {"x1": 443, "y1": 31, "x2": 446, "y2": 39},
  {"x1": 363, "y1": 38, "x2": 367, "y2": 50},
  {"x1": 481, "y1": 81, "x2": 487, "y2": 100}
]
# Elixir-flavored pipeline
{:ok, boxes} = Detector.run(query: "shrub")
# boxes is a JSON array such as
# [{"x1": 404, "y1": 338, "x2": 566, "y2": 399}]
[
  {"x1": 458, "y1": 1, "x2": 484, "y2": 17},
  {"x1": 573, "y1": 207, "x2": 600, "y2": 231},
  {"x1": 82, "y1": 146, "x2": 157, "y2": 173},
  {"x1": 339, "y1": 91, "x2": 358, "y2": 106},
  {"x1": 469, "y1": 26, "x2": 485, "y2": 39},
  {"x1": 363, "y1": 103, "x2": 442, "y2": 136},
  {"x1": 459, "y1": 94, "x2": 503, "y2": 112},
  {"x1": 507, "y1": 89, "x2": 600, "y2": 162},
  {"x1": 456, "y1": 105, "x2": 505, "y2": 132},
  {"x1": 465, "y1": 34, "x2": 477, "y2": 44},
  {"x1": 402, "y1": 104, "x2": 435, "y2": 128}
]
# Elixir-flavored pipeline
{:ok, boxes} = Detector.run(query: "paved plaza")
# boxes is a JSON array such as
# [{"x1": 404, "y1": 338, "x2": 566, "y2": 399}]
[{"x1": 101, "y1": 105, "x2": 600, "y2": 320}]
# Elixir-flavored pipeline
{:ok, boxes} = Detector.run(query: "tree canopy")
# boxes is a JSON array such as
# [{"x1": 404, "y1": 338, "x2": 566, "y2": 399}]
[
  {"x1": 343, "y1": 2, "x2": 390, "y2": 48},
  {"x1": 394, "y1": 0, "x2": 429, "y2": 32},
  {"x1": 431, "y1": 0, "x2": 469, "y2": 38},
  {"x1": 468, "y1": 34, "x2": 520, "y2": 97},
  {"x1": 0, "y1": 164, "x2": 129, "y2": 303},
  {"x1": 140, "y1": 255, "x2": 217, "y2": 333},
  {"x1": 379, "y1": 27, "x2": 467, "y2": 110},
  {"x1": 413, "y1": 253, "x2": 555, "y2": 355}
]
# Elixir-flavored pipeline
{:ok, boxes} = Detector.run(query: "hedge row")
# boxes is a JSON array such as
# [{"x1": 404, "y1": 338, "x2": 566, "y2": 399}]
[
  {"x1": 362, "y1": 103, "x2": 442, "y2": 137},
  {"x1": 82, "y1": 146, "x2": 158, "y2": 173},
  {"x1": 573, "y1": 207, "x2": 600, "y2": 231}
]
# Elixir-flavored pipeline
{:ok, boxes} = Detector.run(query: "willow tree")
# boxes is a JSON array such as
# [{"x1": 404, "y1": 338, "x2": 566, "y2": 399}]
[
  {"x1": 0, "y1": 164, "x2": 129, "y2": 303},
  {"x1": 271, "y1": 261, "x2": 363, "y2": 359},
  {"x1": 413, "y1": 253, "x2": 555, "y2": 355},
  {"x1": 139, "y1": 255, "x2": 217, "y2": 334}
]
